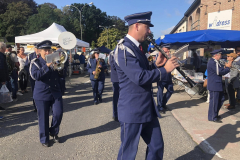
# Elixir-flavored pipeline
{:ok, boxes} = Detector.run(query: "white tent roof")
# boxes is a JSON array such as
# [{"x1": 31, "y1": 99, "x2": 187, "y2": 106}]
[{"x1": 15, "y1": 23, "x2": 89, "y2": 48}]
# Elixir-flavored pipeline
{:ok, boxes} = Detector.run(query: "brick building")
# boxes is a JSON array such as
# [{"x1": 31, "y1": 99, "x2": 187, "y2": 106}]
[{"x1": 170, "y1": 0, "x2": 240, "y2": 57}]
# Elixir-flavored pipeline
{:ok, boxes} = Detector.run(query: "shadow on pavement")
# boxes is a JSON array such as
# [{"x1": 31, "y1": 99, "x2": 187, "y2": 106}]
[
  {"x1": 176, "y1": 121, "x2": 240, "y2": 160},
  {"x1": 0, "y1": 76, "x2": 114, "y2": 138},
  {"x1": 60, "y1": 121, "x2": 119, "y2": 143}
]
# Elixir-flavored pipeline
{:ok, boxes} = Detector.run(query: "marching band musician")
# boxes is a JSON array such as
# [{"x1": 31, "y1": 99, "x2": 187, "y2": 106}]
[
  {"x1": 156, "y1": 44, "x2": 174, "y2": 114},
  {"x1": 114, "y1": 11, "x2": 179, "y2": 159},
  {"x1": 30, "y1": 40, "x2": 63, "y2": 147},
  {"x1": 109, "y1": 50, "x2": 119, "y2": 122},
  {"x1": 87, "y1": 50, "x2": 107, "y2": 105},
  {"x1": 207, "y1": 49, "x2": 231, "y2": 123},
  {"x1": 24, "y1": 44, "x2": 39, "y2": 112}
]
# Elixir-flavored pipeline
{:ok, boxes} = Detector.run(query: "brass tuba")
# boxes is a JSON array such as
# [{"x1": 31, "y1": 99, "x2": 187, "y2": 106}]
[{"x1": 94, "y1": 59, "x2": 101, "y2": 79}]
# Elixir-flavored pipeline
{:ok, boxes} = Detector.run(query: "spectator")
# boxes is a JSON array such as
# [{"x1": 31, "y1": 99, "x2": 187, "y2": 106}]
[
  {"x1": 234, "y1": 46, "x2": 240, "y2": 103},
  {"x1": 0, "y1": 42, "x2": 9, "y2": 111},
  {"x1": 5, "y1": 45, "x2": 20, "y2": 101},
  {"x1": 224, "y1": 53, "x2": 240, "y2": 109},
  {"x1": 193, "y1": 52, "x2": 201, "y2": 72},
  {"x1": 17, "y1": 47, "x2": 28, "y2": 94},
  {"x1": 79, "y1": 52, "x2": 85, "y2": 74}
]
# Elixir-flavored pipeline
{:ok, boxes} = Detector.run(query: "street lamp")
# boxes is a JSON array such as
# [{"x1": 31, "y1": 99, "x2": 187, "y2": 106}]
[
  {"x1": 66, "y1": 2, "x2": 93, "y2": 40},
  {"x1": 99, "y1": 25, "x2": 116, "y2": 48}
]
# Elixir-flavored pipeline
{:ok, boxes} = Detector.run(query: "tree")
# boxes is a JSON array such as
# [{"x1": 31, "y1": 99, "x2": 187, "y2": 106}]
[
  {"x1": 65, "y1": 3, "x2": 110, "y2": 43},
  {"x1": 0, "y1": 0, "x2": 37, "y2": 14},
  {"x1": 24, "y1": 4, "x2": 61, "y2": 34},
  {"x1": 97, "y1": 28, "x2": 121, "y2": 50},
  {"x1": 0, "y1": 1, "x2": 32, "y2": 42},
  {"x1": 108, "y1": 16, "x2": 128, "y2": 39},
  {"x1": 91, "y1": 41, "x2": 96, "y2": 49}
]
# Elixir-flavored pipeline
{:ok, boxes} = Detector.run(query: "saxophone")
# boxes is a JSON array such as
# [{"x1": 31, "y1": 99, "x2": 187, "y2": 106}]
[{"x1": 94, "y1": 59, "x2": 101, "y2": 79}]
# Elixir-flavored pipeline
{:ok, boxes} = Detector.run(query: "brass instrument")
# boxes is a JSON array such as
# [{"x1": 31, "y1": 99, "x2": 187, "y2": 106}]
[
  {"x1": 54, "y1": 51, "x2": 68, "y2": 71},
  {"x1": 148, "y1": 55, "x2": 153, "y2": 62},
  {"x1": 147, "y1": 36, "x2": 197, "y2": 88},
  {"x1": 94, "y1": 59, "x2": 101, "y2": 79}
]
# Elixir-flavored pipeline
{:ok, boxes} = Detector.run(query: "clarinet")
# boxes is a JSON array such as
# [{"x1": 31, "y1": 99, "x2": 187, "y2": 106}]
[{"x1": 146, "y1": 36, "x2": 196, "y2": 88}]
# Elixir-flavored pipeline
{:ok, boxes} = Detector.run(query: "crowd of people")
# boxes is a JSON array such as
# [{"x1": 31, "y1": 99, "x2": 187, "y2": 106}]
[{"x1": 0, "y1": 44, "x2": 32, "y2": 118}]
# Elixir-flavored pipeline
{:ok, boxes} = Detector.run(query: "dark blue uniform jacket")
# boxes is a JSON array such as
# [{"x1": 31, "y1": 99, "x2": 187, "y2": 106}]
[
  {"x1": 109, "y1": 52, "x2": 119, "y2": 82},
  {"x1": 30, "y1": 57, "x2": 62, "y2": 101},
  {"x1": 115, "y1": 37, "x2": 167, "y2": 123},
  {"x1": 207, "y1": 58, "x2": 230, "y2": 92},
  {"x1": 87, "y1": 58, "x2": 107, "y2": 81}
]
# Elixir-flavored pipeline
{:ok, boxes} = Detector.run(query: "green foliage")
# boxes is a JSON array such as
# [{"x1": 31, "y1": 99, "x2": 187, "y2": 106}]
[
  {"x1": 91, "y1": 41, "x2": 96, "y2": 49},
  {"x1": 0, "y1": 1, "x2": 32, "y2": 41},
  {"x1": 25, "y1": 4, "x2": 62, "y2": 34},
  {"x1": 0, "y1": 1, "x2": 128, "y2": 45},
  {"x1": 97, "y1": 28, "x2": 121, "y2": 50}
]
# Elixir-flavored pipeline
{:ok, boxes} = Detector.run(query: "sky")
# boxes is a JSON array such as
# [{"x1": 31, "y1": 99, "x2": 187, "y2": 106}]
[{"x1": 34, "y1": 0, "x2": 195, "y2": 38}]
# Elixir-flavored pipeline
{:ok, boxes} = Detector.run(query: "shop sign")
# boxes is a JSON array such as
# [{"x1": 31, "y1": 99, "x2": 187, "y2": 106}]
[{"x1": 208, "y1": 9, "x2": 232, "y2": 30}]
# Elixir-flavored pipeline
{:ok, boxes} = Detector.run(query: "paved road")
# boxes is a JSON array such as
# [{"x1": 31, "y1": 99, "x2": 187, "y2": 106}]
[{"x1": 0, "y1": 74, "x2": 221, "y2": 160}]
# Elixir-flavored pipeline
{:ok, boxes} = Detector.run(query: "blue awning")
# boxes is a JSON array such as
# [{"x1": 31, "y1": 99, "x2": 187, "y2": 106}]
[{"x1": 155, "y1": 29, "x2": 240, "y2": 48}]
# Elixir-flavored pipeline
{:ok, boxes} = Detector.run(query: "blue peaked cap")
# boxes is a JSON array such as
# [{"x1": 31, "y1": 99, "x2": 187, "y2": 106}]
[
  {"x1": 210, "y1": 48, "x2": 223, "y2": 55},
  {"x1": 124, "y1": 11, "x2": 154, "y2": 27},
  {"x1": 161, "y1": 44, "x2": 171, "y2": 49},
  {"x1": 37, "y1": 40, "x2": 52, "y2": 49}
]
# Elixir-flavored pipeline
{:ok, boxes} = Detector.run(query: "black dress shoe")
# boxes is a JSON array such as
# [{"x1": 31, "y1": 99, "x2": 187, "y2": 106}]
[
  {"x1": 52, "y1": 135, "x2": 60, "y2": 143},
  {"x1": 42, "y1": 142, "x2": 49, "y2": 147},
  {"x1": 159, "y1": 110, "x2": 166, "y2": 114},
  {"x1": 112, "y1": 117, "x2": 119, "y2": 122},
  {"x1": 0, "y1": 106, "x2": 5, "y2": 110},
  {"x1": 94, "y1": 102, "x2": 98, "y2": 105},
  {"x1": 217, "y1": 116, "x2": 221, "y2": 119},
  {"x1": 213, "y1": 119, "x2": 222, "y2": 123},
  {"x1": 99, "y1": 99, "x2": 102, "y2": 103}
]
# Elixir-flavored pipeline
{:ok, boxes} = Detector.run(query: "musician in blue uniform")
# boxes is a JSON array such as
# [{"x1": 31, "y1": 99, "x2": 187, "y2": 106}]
[
  {"x1": 156, "y1": 44, "x2": 174, "y2": 114},
  {"x1": 109, "y1": 50, "x2": 119, "y2": 121},
  {"x1": 55, "y1": 45, "x2": 68, "y2": 95},
  {"x1": 30, "y1": 40, "x2": 63, "y2": 147},
  {"x1": 207, "y1": 49, "x2": 231, "y2": 123},
  {"x1": 87, "y1": 50, "x2": 107, "y2": 105},
  {"x1": 24, "y1": 44, "x2": 39, "y2": 112},
  {"x1": 114, "y1": 11, "x2": 179, "y2": 160}
]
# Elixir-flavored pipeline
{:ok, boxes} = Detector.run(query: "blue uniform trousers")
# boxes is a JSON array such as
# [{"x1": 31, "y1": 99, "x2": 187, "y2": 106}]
[
  {"x1": 91, "y1": 80, "x2": 104, "y2": 102},
  {"x1": 208, "y1": 91, "x2": 225, "y2": 121},
  {"x1": 117, "y1": 117, "x2": 164, "y2": 160},
  {"x1": 157, "y1": 81, "x2": 174, "y2": 111},
  {"x1": 59, "y1": 77, "x2": 66, "y2": 94},
  {"x1": 29, "y1": 77, "x2": 36, "y2": 110},
  {"x1": 225, "y1": 80, "x2": 236, "y2": 107},
  {"x1": 35, "y1": 97, "x2": 63, "y2": 144},
  {"x1": 112, "y1": 82, "x2": 119, "y2": 118},
  {"x1": 10, "y1": 70, "x2": 18, "y2": 99}
]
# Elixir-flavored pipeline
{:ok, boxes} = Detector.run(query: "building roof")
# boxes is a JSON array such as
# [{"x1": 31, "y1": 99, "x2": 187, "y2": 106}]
[{"x1": 170, "y1": 0, "x2": 201, "y2": 34}]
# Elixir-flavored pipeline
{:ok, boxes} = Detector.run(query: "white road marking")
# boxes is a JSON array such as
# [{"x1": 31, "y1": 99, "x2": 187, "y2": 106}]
[{"x1": 199, "y1": 137, "x2": 223, "y2": 158}]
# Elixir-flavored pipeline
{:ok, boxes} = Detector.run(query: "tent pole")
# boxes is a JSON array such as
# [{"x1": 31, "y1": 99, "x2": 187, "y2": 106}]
[{"x1": 69, "y1": 49, "x2": 72, "y2": 78}]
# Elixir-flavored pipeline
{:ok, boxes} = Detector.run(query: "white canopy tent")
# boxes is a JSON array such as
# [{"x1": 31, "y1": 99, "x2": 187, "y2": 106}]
[{"x1": 15, "y1": 23, "x2": 89, "y2": 48}]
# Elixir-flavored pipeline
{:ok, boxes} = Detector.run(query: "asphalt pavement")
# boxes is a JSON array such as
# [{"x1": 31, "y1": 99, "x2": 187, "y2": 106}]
[{"x1": 0, "y1": 73, "x2": 227, "y2": 160}]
